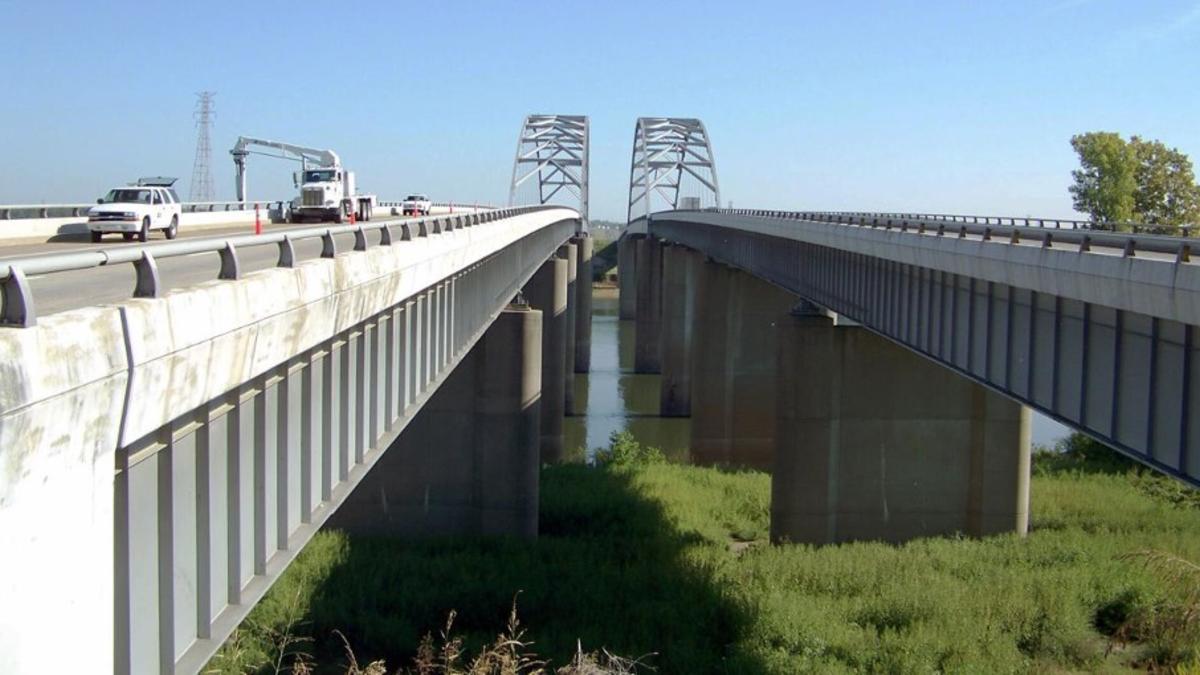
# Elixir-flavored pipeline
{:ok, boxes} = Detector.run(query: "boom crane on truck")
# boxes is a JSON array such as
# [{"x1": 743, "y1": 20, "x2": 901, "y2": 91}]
[{"x1": 230, "y1": 136, "x2": 377, "y2": 224}]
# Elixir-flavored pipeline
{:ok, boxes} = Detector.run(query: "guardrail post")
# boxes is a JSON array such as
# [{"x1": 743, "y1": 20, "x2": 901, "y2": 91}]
[
  {"x1": 0, "y1": 266, "x2": 36, "y2": 327},
  {"x1": 321, "y1": 230, "x2": 336, "y2": 258},
  {"x1": 277, "y1": 236, "x2": 296, "y2": 268},
  {"x1": 353, "y1": 227, "x2": 368, "y2": 252},
  {"x1": 218, "y1": 243, "x2": 240, "y2": 280},
  {"x1": 133, "y1": 252, "x2": 161, "y2": 298}
]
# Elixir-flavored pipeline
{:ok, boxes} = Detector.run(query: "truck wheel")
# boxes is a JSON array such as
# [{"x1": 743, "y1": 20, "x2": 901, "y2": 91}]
[
  {"x1": 165, "y1": 216, "x2": 179, "y2": 240},
  {"x1": 138, "y1": 217, "x2": 150, "y2": 243},
  {"x1": 90, "y1": 231, "x2": 102, "y2": 243},
  {"x1": 331, "y1": 210, "x2": 343, "y2": 225}
]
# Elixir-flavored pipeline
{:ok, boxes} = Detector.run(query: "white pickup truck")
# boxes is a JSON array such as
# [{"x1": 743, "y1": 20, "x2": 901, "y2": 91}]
[
  {"x1": 401, "y1": 194, "x2": 432, "y2": 216},
  {"x1": 88, "y1": 178, "x2": 182, "y2": 242}
]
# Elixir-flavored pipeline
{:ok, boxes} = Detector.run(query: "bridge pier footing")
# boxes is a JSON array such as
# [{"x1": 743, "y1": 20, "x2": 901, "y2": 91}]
[
  {"x1": 525, "y1": 257, "x2": 569, "y2": 463},
  {"x1": 634, "y1": 236, "x2": 664, "y2": 373},
  {"x1": 558, "y1": 243, "x2": 579, "y2": 415},
  {"x1": 689, "y1": 257, "x2": 798, "y2": 469},
  {"x1": 771, "y1": 308, "x2": 1031, "y2": 545},
  {"x1": 329, "y1": 305, "x2": 542, "y2": 538},
  {"x1": 617, "y1": 234, "x2": 639, "y2": 320},
  {"x1": 572, "y1": 233, "x2": 593, "y2": 373}
]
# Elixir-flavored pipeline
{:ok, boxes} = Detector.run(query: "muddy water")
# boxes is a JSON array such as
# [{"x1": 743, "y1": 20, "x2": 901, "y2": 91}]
[{"x1": 564, "y1": 286, "x2": 1069, "y2": 461}]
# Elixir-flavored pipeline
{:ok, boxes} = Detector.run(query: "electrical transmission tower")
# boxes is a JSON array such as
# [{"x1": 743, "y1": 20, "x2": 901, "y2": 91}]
[{"x1": 189, "y1": 91, "x2": 216, "y2": 202}]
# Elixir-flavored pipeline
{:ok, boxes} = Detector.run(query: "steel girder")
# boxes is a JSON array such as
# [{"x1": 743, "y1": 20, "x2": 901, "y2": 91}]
[
  {"x1": 509, "y1": 114, "x2": 589, "y2": 223},
  {"x1": 651, "y1": 211, "x2": 1200, "y2": 489},
  {"x1": 627, "y1": 117, "x2": 721, "y2": 224}
]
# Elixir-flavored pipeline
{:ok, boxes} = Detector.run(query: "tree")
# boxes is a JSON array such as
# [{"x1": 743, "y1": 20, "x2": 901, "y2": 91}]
[
  {"x1": 1069, "y1": 132, "x2": 1137, "y2": 226},
  {"x1": 1130, "y1": 136, "x2": 1200, "y2": 227},
  {"x1": 1069, "y1": 132, "x2": 1200, "y2": 231}
]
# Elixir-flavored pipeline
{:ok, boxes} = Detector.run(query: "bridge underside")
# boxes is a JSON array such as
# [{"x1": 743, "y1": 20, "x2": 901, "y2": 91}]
[{"x1": 640, "y1": 212, "x2": 1200, "y2": 489}]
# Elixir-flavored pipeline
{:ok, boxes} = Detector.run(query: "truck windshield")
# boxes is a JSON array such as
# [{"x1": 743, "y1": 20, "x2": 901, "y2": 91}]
[
  {"x1": 102, "y1": 189, "x2": 153, "y2": 204},
  {"x1": 405, "y1": 195, "x2": 424, "y2": 201},
  {"x1": 304, "y1": 170, "x2": 336, "y2": 182}
]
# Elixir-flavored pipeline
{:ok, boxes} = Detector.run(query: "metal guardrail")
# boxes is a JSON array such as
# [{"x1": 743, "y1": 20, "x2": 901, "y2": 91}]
[
  {"x1": 700, "y1": 208, "x2": 1197, "y2": 263},
  {"x1": 0, "y1": 206, "x2": 551, "y2": 328},
  {"x1": 796, "y1": 210, "x2": 1195, "y2": 237},
  {"x1": 0, "y1": 200, "x2": 287, "y2": 220}
]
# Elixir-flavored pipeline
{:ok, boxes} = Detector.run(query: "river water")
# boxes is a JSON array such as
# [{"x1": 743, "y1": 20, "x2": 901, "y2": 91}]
[{"x1": 564, "y1": 286, "x2": 1070, "y2": 461}]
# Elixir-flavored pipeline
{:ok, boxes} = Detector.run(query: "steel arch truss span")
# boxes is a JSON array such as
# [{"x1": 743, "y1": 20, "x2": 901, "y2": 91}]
[
  {"x1": 509, "y1": 114, "x2": 589, "y2": 222},
  {"x1": 627, "y1": 117, "x2": 720, "y2": 223}
]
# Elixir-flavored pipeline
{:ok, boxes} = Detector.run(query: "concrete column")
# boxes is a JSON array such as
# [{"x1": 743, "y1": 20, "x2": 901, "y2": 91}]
[
  {"x1": 617, "y1": 234, "x2": 639, "y2": 320},
  {"x1": 524, "y1": 257, "x2": 568, "y2": 463},
  {"x1": 690, "y1": 262, "x2": 797, "y2": 469},
  {"x1": 558, "y1": 243, "x2": 578, "y2": 415},
  {"x1": 330, "y1": 306, "x2": 542, "y2": 538},
  {"x1": 571, "y1": 233, "x2": 593, "y2": 373},
  {"x1": 660, "y1": 244, "x2": 699, "y2": 417},
  {"x1": 771, "y1": 309, "x2": 1031, "y2": 545},
  {"x1": 634, "y1": 236, "x2": 664, "y2": 374}
]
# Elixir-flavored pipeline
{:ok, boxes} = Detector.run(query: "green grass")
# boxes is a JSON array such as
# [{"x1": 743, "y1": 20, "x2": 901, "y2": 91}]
[{"x1": 209, "y1": 435, "x2": 1200, "y2": 674}]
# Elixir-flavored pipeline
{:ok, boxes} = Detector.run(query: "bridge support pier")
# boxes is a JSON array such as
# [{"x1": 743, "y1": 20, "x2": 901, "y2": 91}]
[
  {"x1": 330, "y1": 305, "x2": 542, "y2": 538},
  {"x1": 525, "y1": 258, "x2": 569, "y2": 463},
  {"x1": 634, "y1": 236, "x2": 664, "y2": 373},
  {"x1": 617, "y1": 234, "x2": 639, "y2": 320},
  {"x1": 771, "y1": 308, "x2": 1031, "y2": 545},
  {"x1": 558, "y1": 243, "x2": 578, "y2": 415},
  {"x1": 690, "y1": 259, "x2": 798, "y2": 469},
  {"x1": 572, "y1": 233, "x2": 593, "y2": 373},
  {"x1": 660, "y1": 244, "x2": 700, "y2": 416}
]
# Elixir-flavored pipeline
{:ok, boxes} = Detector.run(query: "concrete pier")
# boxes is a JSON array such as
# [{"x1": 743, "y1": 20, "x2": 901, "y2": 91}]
[
  {"x1": 572, "y1": 234, "x2": 593, "y2": 373},
  {"x1": 771, "y1": 308, "x2": 1031, "y2": 545},
  {"x1": 525, "y1": 258, "x2": 569, "y2": 463},
  {"x1": 559, "y1": 243, "x2": 578, "y2": 415},
  {"x1": 329, "y1": 306, "x2": 542, "y2": 538},
  {"x1": 689, "y1": 259, "x2": 798, "y2": 469},
  {"x1": 634, "y1": 236, "x2": 664, "y2": 374},
  {"x1": 617, "y1": 234, "x2": 638, "y2": 320},
  {"x1": 659, "y1": 244, "x2": 699, "y2": 417}
]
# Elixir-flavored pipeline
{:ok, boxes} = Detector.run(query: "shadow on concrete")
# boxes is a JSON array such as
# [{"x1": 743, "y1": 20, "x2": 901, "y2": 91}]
[{"x1": 304, "y1": 463, "x2": 764, "y2": 673}]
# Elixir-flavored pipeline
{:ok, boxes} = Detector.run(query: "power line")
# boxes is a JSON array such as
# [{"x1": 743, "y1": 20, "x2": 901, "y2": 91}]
[{"x1": 189, "y1": 92, "x2": 216, "y2": 202}]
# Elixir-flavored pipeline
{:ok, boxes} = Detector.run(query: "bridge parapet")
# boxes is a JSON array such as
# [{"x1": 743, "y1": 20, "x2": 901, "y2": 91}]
[{"x1": 0, "y1": 205, "x2": 579, "y2": 675}]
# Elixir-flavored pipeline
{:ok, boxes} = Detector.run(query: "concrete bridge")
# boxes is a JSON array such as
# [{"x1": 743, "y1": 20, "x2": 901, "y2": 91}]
[{"x1": 2, "y1": 113, "x2": 1198, "y2": 675}]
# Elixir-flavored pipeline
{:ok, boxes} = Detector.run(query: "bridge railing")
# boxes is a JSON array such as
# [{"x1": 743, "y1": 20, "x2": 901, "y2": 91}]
[
  {"x1": 699, "y1": 208, "x2": 1198, "y2": 263},
  {"x1": 0, "y1": 207, "x2": 548, "y2": 328},
  {"x1": 737, "y1": 209, "x2": 1194, "y2": 237},
  {"x1": 0, "y1": 200, "x2": 286, "y2": 219}
]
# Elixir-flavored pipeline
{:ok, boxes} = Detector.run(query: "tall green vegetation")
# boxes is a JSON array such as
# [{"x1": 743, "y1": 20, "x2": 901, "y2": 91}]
[
  {"x1": 211, "y1": 433, "x2": 1200, "y2": 674},
  {"x1": 1070, "y1": 132, "x2": 1200, "y2": 229}
]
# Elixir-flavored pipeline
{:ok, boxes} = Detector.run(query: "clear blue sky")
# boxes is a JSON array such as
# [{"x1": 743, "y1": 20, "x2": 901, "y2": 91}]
[{"x1": 1, "y1": 0, "x2": 1197, "y2": 221}]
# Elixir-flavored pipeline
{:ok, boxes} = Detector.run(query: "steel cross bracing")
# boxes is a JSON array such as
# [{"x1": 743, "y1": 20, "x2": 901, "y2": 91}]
[
  {"x1": 627, "y1": 117, "x2": 721, "y2": 223},
  {"x1": 508, "y1": 115, "x2": 589, "y2": 223}
]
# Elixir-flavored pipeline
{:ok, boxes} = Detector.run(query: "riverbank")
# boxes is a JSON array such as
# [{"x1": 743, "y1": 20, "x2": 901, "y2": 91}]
[{"x1": 207, "y1": 435, "x2": 1200, "y2": 673}]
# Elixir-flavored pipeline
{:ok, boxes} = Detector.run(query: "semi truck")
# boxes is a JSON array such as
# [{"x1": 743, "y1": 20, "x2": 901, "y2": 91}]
[{"x1": 230, "y1": 136, "x2": 377, "y2": 224}]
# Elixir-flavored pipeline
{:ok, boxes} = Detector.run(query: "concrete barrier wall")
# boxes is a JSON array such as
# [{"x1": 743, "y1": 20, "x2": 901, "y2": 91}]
[{"x1": 0, "y1": 206, "x2": 578, "y2": 675}]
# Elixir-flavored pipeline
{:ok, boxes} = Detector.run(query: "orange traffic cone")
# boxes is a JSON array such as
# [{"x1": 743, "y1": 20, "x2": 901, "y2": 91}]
[{"x1": 254, "y1": 203, "x2": 262, "y2": 235}]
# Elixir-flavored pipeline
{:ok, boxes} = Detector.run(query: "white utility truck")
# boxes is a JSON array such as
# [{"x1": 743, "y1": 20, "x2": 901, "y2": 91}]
[
  {"x1": 230, "y1": 137, "x2": 377, "y2": 224},
  {"x1": 401, "y1": 194, "x2": 432, "y2": 216},
  {"x1": 87, "y1": 177, "x2": 182, "y2": 242}
]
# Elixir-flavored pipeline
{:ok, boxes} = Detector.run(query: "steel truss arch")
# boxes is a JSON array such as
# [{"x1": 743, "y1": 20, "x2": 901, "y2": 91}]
[
  {"x1": 509, "y1": 114, "x2": 589, "y2": 223},
  {"x1": 627, "y1": 117, "x2": 721, "y2": 223}
]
